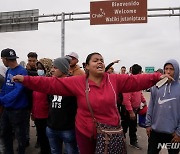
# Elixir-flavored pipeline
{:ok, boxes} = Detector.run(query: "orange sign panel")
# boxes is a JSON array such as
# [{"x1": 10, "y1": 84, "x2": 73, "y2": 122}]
[{"x1": 90, "y1": 0, "x2": 147, "y2": 25}]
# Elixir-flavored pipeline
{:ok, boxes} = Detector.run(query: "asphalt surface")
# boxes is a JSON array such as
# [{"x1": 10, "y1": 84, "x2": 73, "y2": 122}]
[{"x1": 13, "y1": 92, "x2": 169, "y2": 154}]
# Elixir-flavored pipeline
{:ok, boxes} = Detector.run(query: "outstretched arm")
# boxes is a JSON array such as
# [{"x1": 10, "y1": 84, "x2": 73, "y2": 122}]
[
  {"x1": 116, "y1": 73, "x2": 174, "y2": 93},
  {"x1": 13, "y1": 75, "x2": 81, "y2": 96},
  {"x1": 13, "y1": 75, "x2": 24, "y2": 83}
]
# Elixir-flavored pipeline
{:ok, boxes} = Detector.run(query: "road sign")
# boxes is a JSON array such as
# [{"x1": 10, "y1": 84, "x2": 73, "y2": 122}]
[
  {"x1": 0, "y1": 9, "x2": 39, "y2": 32},
  {"x1": 145, "y1": 67, "x2": 155, "y2": 73},
  {"x1": 90, "y1": 0, "x2": 147, "y2": 25}
]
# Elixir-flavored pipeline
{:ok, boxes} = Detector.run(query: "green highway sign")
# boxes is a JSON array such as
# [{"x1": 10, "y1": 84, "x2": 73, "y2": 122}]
[{"x1": 145, "y1": 66, "x2": 155, "y2": 73}]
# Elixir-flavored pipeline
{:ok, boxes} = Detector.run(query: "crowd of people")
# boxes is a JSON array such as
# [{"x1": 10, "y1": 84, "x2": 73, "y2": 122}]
[{"x1": 0, "y1": 48, "x2": 179, "y2": 154}]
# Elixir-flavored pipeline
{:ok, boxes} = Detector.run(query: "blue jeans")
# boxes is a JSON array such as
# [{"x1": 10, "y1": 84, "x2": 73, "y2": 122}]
[
  {"x1": 1, "y1": 108, "x2": 28, "y2": 154},
  {"x1": 46, "y1": 127, "x2": 79, "y2": 154}
]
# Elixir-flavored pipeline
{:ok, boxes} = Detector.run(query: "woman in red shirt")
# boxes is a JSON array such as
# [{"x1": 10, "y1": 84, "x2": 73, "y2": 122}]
[{"x1": 13, "y1": 53, "x2": 172, "y2": 154}]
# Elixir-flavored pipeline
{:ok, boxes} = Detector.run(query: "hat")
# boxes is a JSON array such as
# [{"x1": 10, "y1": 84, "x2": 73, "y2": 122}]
[
  {"x1": 67, "y1": 52, "x2": 79, "y2": 60},
  {"x1": 53, "y1": 56, "x2": 71, "y2": 75},
  {"x1": 37, "y1": 58, "x2": 53, "y2": 77},
  {"x1": 1, "y1": 48, "x2": 19, "y2": 59}
]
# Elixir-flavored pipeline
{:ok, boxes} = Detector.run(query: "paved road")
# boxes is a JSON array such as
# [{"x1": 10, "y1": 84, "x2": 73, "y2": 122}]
[
  {"x1": 21, "y1": 122, "x2": 149, "y2": 154},
  {"x1": 15, "y1": 122, "x2": 167, "y2": 154},
  {"x1": 13, "y1": 92, "x2": 168, "y2": 154},
  {"x1": 14, "y1": 121, "x2": 39, "y2": 154}
]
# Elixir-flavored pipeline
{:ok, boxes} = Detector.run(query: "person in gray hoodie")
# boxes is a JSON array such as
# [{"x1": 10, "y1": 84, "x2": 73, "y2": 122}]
[{"x1": 146, "y1": 59, "x2": 180, "y2": 154}]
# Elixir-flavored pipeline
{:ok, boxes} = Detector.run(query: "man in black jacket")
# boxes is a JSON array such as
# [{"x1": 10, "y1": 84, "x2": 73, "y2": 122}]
[{"x1": 25, "y1": 52, "x2": 38, "y2": 147}]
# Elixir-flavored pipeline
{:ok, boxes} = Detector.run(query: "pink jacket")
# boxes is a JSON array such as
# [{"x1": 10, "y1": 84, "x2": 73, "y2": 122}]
[
  {"x1": 122, "y1": 91, "x2": 146, "y2": 111},
  {"x1": 23, "y1": 73, "x2": 160, "y2": 137},
  {"x1": 32, "y1": 91, "x2": 49, "y2": 119}
]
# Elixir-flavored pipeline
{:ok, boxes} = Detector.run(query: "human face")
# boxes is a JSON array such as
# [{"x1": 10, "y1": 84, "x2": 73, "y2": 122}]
[
  {"x1": 121, "y1": 68, "x2": 126, "y2": 74},
  {"x1": 27, "y1": 57, "x2": 37, "y2": 69},
  {"x1": 86, "y1": 54, "x2": 105, "y2": 76},
  {"x1": 69, "y1": 57, "x2": 78, "y2": 67},
  {"x1": 37, "y1": 63, "x2": 45, "y2": 76},
  {"x1": 107, "y1": 67, "x2": 114, "y2": 74},
  {"x1": 37, "y1": 63, "x2": 44, "y2": 70},
  {"x1": 164, "y1": 64, "x2": 175, "y2": 80},
  {"x1": 51, "y1": 66, "x2": 64, "y2": 77}
]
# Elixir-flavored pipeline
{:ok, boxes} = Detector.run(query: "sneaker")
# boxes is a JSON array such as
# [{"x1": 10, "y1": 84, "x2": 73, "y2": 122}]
[{"x1": 129, "y1": 142, "x2": 142, "y2": 150}]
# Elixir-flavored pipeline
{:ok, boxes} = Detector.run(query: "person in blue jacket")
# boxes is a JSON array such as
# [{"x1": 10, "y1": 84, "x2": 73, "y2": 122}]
[
  {"x1": 0, "y1": 48, "x2": 29, "y2": 154},
  {"x1": 146, "y1": 59, "x2": 180, "y2": 154}
]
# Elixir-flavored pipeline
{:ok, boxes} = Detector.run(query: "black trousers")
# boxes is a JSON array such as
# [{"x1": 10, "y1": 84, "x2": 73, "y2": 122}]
[
  {"x1": 120, "y1": 105, "x2": 137, "y2": 144},
  {"x1": 34, "y1": 118, "x2": 50, "y2": 154},
  {"x1": 148, "y1": 130, "x2": 180, "y2": 154},
  {"x1": 1, "y1": 108, "x2": 28, "y2": 154}
]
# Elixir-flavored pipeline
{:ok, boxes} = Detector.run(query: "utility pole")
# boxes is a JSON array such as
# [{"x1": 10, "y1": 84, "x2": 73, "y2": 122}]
[{"x1": 61, "y1": 12, "x2": 65, "y2": 57}]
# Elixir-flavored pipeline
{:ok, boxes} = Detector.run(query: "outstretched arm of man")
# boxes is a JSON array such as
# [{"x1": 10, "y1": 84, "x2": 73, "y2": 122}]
[{"x1": 12, "y1": 75, "x2": 24, "y2": 83}]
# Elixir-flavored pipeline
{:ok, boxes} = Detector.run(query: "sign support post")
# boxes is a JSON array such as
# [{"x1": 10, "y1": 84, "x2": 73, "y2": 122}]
[{"x1": 61, "y1": 12, "x2": 65, "y2": 56}]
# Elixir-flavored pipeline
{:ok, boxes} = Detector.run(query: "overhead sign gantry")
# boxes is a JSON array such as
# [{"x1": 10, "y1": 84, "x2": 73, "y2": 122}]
[
  {"x1": 0, "y1": 3, "x2": 179, "y2": 56},
  {"x1": 0, "y1": 9, "x2": 39, "y2": 32}
]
